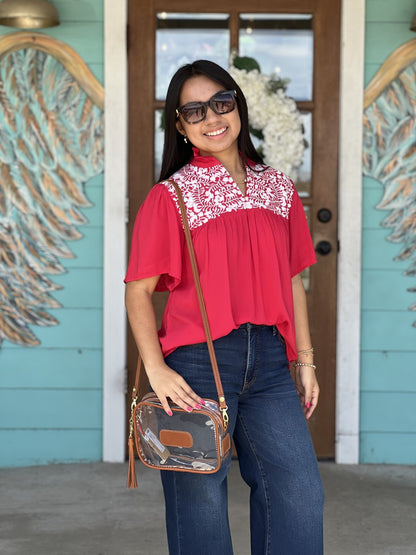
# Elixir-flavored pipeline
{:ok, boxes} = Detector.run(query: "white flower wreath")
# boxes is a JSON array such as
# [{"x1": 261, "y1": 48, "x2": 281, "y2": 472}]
[{"x1": 229, "y1": 54, "x2": 306, "y2": 181}]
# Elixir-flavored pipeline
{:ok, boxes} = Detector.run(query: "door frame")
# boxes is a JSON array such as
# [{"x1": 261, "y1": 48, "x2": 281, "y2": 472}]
[
  {"x1": 102, "y1": 0, "x2": 128, "y2": 462},
  {"x1": 335, "y1": 0, "x2": 365, "y2": 464},
  {"x1": 102, "y1": 0, "x2": 364, "y2": 463}
]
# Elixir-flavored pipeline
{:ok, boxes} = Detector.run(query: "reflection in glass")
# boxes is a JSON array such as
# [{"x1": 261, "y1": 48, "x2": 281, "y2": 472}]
[
  {"x1": 301, "y1": 205, "x2": 311, "y2": 291},
  {"x1": 239, "y1": 14, "x2": 313, "y2": 101},
  {"x1": 296, "y1": 112, "x2": 312, "y2": 197},
  {"x1": 250, "y1": 111, "x2": 311, "y2": 196},
  {"x1": 156, "y1": 13, "x2": 230, "y2": 100},
  {"x1": 301, "y1": 267, "x2": 311, "y2": 291},
  {"x1": 303, "y1": 204, "x2": 311, "y2": 227},
  {"x1": 154, "y1": 110, "x2": 164, "y2": 181}
]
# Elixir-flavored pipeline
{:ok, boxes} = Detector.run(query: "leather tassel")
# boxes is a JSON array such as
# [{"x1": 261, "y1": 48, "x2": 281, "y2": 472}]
[{"x1": 127, "y1": 438, "x2": 138, "y2": 489}]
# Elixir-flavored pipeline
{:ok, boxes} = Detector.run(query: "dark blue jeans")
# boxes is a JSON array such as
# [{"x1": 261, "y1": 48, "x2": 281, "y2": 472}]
[{"x1": 163, "y1": 323, "x2": 324, "y2": 555}]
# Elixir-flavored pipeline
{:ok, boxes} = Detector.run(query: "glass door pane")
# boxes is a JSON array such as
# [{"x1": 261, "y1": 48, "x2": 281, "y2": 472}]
[
  {"x1": 301, "y1": 205, "x2": 311, "y2": 291},
  {"x1": 154, "y1": 110, "x2": 164, "y2": 180},
  {"x1": 155, "y1": 12, "x2": 231, "y2": 178},
  {"x1": 238, "y1": 14, "x2": 313, "y2": 197},
  {"x1": 298, "y1": 112, "x2": 312, "y2": 197},
  {"x1": 156, "y1": 13, "x2": 230, "y2": 100},
  {"x1": 239, "y1": 14, "x2": 313, "y2": 101},
  {"x1": 155, "y1": 12, "x2": 313, "y2": 207}
]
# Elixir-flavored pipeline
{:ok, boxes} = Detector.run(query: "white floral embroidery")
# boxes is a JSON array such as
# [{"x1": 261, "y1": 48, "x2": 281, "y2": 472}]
[{"x1": 163, "y1": 163, "x2": 294, "y2": 230}]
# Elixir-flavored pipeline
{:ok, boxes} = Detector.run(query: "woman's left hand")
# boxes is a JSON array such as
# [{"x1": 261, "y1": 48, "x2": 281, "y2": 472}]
[{"x1": 293, "y1": 364, "x2": 319, "y2": 419}]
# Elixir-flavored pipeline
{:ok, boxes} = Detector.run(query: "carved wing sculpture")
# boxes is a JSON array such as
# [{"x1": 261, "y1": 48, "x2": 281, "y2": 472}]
[
  {"x1": 0, "y1": 32, "x2": 104, "y2": 346},
  {"x1": 363, "y1": 39, "x2": 416, "y2": 325}
]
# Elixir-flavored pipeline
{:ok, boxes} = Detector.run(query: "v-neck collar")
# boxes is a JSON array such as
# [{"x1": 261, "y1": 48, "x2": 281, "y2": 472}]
[
  {"x1": 190, "y1": 147, "x2": 221, "y2": 168},
  {"x1": 190, "y1": 147, "x2": 250, "y2": 196}
]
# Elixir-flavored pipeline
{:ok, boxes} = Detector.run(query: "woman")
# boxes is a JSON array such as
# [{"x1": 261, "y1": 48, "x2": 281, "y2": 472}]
[{"x1": 125, "y1": 60, "x2": 324, "y2": 555}]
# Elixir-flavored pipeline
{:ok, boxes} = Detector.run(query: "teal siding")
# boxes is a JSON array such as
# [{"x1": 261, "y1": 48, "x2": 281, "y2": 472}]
[
  {"x1": 88, "y1": 63, "x2": 104, "y2": 82},
  {"x1": 366, "y1": 0, "x2": 416, "y2": 22},
  {"x1": 361, "y1": 312, "x2": 416, "y2": 351},
  {"x1": 0, "y1": 349, "x2": 102, "y2": 388},
  {"x1": 0, "y1": 0, "x2": 104, "y2": 467},
  {"x1": 0, "y1": 389, "x2": 102, "y2": 429},
  {"x1": 362, "y1": 270, "x2": 415, "y2": 311},
  {"x1": 53, "y1": 269, "x2": 103, "y2": 307},
  {"x1": 53, "y1": 0, "x2": 104, "y2": 21},
  {"x1": 362, "y1": 186, "x2": 388, "y2": 228},
  {"x1": 364, "y1": 62, "x2": 380, "y2": 86},
  {"x1": 360, "y1": 433, "x2": 416, "y2": 464},
  {"x1": 60, "y1": 226, "x2": 104, "y2": 269},
  {"x1": 361, "y1": 0, "x2": 416, "y2": 464},
  {"x1": 0, "y1": 430, "x2": 102, "y2": 467},
  {"x1": 365, "y1": 23, "x2": 416, "y2": 63},
  {"x1": 361, "y1": 392, "x2": 416, "y2": 433},
  {"x1": 45, "y1": 23, "x2": 103, "y2": 64},
  {"x1": 8, "y1": 309, "x2": 103, "y2": 349},
  {"x1": 361, "y1": 230, "x2": 410, "y2": 271},
  {"x1": 361, "y1": 352, "x2": 416, "y2": 392},
  {"x1": 1, "y1": 310, "x2": 102, "y2": 350}
]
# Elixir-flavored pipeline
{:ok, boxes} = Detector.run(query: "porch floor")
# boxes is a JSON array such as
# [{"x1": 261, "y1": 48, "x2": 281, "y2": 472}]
[{"x1": 0, "y1": 460, "x2": 415, "y2": 554}]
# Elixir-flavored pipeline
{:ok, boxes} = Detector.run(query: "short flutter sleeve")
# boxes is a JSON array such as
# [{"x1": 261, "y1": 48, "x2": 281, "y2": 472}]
[
  {"x1": 124, "y1": 184, "x2": 184, "y2": 291},
  {"x1": 288, "y1": 188, "x2": 317, "y2": 277}
]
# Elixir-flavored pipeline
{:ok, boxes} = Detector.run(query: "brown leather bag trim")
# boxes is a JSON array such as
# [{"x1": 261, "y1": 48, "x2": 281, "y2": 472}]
[
  {"x1": 222, "y1": 433, "x2": 231, "y2": 456},
  {"x1": 159, "y1": 429, "x2": 194, "y2": 448}
]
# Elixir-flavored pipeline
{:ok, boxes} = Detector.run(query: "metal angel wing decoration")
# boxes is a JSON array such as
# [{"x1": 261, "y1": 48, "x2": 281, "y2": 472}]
[
  {"x1": 363, "y1": 39, "x2": 416, "y2": 326},
  {"x1": 0, "y1": 32, "x2": 104, "y2": 346}
]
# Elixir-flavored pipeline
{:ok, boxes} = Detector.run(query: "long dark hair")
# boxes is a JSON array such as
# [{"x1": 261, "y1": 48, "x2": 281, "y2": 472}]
[{"x1": 158, "y1": 59, "x2": 264, "y2": 182}]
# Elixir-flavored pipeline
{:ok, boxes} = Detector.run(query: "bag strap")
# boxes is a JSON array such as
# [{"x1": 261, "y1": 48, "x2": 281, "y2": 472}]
[{"x1": 132, "y1": 179, "x2": 228, "y2": 427}]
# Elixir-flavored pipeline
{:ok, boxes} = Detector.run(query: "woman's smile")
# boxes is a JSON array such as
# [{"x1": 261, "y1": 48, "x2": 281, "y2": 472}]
[{"x1": 204, "y1": 126, "x2": 228, "y2": 137}]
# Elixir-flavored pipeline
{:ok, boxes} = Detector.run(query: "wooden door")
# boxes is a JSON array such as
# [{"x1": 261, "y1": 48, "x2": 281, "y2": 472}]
[{"x1": 127, "y1": 0, "x2": 340, "y2": 458}]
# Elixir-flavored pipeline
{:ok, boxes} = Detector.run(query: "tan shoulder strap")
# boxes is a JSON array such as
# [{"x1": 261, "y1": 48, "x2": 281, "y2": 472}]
[{"x1": 133, "y1": 179, "x2": 228, "y2": 416}]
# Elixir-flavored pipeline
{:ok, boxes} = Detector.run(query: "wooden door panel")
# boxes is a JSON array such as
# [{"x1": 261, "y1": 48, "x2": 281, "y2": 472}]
[{"x1": 128, "y1": 0, "x2": 340, "y2": 458}]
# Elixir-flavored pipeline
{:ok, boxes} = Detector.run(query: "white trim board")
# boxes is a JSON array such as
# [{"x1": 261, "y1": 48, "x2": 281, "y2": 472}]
[
  {"x1": 101, "y1": 0, "x2": 365, "y2": 464},
  {"x1": 336, "y1": 0, "x2": 365, "y2": 463},
  {"x1": 102, "y1": 0, "x2": 128, "y2": 462}
]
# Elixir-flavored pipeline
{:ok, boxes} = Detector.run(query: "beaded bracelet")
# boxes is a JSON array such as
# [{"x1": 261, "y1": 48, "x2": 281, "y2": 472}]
[{"x1": 294, "y1": 362, "x2": 317, "y2": 370}]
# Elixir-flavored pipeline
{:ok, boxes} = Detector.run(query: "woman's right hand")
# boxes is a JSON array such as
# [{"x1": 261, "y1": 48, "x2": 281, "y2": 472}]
[{"x1": 147, "y1": 363, "x2": 205, "y2": 416}]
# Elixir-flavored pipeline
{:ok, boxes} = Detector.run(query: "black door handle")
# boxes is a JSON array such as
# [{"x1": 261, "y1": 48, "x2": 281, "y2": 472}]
[
  {"x1": 315, "y1": 240, "x2": 332, "y2": 255},
  {"x1": 317, "y1": 208, "x2": 332, "y2": 223}
]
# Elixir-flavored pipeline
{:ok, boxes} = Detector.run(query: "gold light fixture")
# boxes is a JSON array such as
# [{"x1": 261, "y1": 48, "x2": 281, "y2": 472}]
[
  {"x1": 0, "y1": 0, "x2": 60, "y2": 29},
  {"x1": 411, "y1": 13, "x2": 416, "y2": 32}
]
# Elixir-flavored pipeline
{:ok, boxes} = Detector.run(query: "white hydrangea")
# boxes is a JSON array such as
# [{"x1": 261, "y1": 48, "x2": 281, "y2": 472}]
[{"x1": 229, "y1": 65, "x2": 305, "y2": 181}]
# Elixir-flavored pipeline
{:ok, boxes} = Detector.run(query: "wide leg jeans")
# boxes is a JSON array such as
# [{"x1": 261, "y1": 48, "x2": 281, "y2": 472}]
[{"x1": 162, "y1": 323, "x2": 324, "y2": 555}]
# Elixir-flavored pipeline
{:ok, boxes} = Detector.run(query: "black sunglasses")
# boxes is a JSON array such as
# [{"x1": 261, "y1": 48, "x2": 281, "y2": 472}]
[{"x1": 176, "y1": 90, "x2": 237, "y2": 124}]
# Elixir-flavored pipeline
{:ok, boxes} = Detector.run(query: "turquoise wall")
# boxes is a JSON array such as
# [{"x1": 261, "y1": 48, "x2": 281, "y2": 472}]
[
  {"x1": 0, "y1": 0, "x2": 104, "y2": 467},
  {"x1": 361, "y1": 0, "x2": 416, "y2": 463}
]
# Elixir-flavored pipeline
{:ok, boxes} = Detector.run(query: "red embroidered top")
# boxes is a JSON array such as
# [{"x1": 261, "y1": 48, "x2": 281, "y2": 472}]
[{"x1": 125, "y1": 150, "x2": 316, "y2": 362}]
